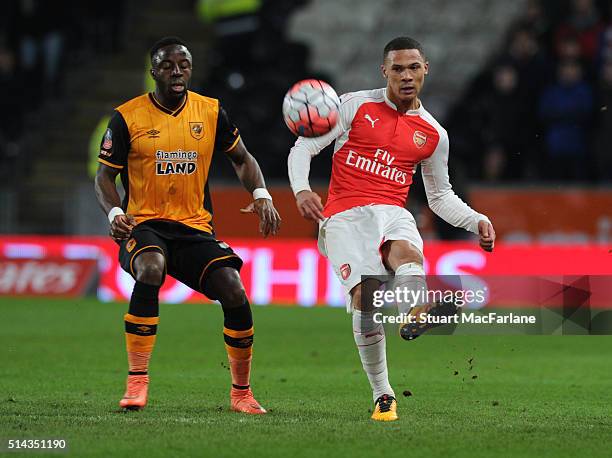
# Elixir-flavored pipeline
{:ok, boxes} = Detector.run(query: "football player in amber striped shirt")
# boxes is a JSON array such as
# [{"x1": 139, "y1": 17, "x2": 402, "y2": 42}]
[{"x1": 95, "y1": 36, "x2": 280, "y2": 414}]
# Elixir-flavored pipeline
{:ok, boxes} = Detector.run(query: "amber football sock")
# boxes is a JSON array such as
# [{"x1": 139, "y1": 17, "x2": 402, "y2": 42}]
[
  {"x1": 222, "y1": 302, "x2": 253, "y2": 390},
  {"x1": 125, "y1": 282, "x2": 160, "y2": 375}
]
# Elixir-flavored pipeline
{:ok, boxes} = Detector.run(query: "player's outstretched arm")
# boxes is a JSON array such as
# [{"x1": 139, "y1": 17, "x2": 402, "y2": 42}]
[
  {"x1": 421, "y1": 131, "x2": 495, "y2": 252},
  {"x1": 227, "y1": 139, "x2": 281, "y2": 237},
  {"x1": 94, "y1": 164, "x2": 135, "y2": 240},
  {"x1": 288, "y1": 126, "x2": 341, "y2": 222},
  {"x1": 288, "y1": 141, "x2": 325, "y2": 222},
  {"x1": 288, "y1": 92, "x2": 359, "y2": 222}
]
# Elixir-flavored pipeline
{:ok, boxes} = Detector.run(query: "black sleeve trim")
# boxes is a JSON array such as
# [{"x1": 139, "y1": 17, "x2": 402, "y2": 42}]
[
  {"x1": 97, "y1": 110, "x2": 130, "y2": 167},
  {"x1": 214, "y1": 105, "x2": 241, "y2": 154}
]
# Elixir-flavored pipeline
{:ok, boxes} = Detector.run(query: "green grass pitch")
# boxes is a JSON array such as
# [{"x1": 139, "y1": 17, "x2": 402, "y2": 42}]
[{"x1": 1, "y1": 298, "x2": 611, "y2": 457}]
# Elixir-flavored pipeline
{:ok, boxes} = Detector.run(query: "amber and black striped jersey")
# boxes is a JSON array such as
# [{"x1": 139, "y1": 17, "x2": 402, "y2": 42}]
[{"x1": 97, "y1": 91, "x2": 240, "y2": 234}]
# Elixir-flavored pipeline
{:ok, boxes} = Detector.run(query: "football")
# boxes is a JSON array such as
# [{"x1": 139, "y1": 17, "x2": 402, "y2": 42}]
[{"x1": 282, "y1": 79, "x2": 340, "y2": 137}]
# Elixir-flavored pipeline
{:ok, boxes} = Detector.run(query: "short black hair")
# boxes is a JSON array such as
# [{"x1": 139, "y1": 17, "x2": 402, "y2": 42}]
[
  {"x1": 150, "y1": 36, "x2": 189, "y2": 62},
  {"x1": 383, "y1": 36, "x2": 425, "y2": 61}
]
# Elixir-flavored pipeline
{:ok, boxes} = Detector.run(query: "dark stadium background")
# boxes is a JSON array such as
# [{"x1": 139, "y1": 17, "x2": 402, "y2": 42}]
[
  {"x1": 1, "y1": 0, "x2": 610, "y2": 234},
  {"x1": 0, "y1": 0, "x2": 610, "y2": 303},
  {"x1": 1, "y1": 1, "x2": 611, "y2": 457}
]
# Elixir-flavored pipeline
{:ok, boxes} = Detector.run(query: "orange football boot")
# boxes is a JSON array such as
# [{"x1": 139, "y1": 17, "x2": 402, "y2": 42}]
[
  {"x1": 230, "y1": 387, "x2": 267, "y2": 414},
  {"x1": 119, "y1": 375, "x2": 149, "y2": 410},
  {"x1": 371, "y1": 394, "x2": 398, "y2": 421}
]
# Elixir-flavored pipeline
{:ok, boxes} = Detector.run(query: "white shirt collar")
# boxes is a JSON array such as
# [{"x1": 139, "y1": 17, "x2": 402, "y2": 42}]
[{"x1": 383, "y1": 88, "x2": 425, "y2": 116}]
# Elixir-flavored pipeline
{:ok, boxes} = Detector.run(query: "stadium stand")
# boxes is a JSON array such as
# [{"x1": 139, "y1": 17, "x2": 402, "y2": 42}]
[
  {"x1": 289, "y1": 0, "x2": 526, "y2": 118},
  {"x1": 0, "y1": 0, "x2": 609, "y2": 236}
]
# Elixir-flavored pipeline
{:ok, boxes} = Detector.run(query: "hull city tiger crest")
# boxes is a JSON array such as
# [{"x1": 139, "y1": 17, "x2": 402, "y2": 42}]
[
  {"x1": 126, "y1": 238, "x2": 137, "y2": 253},
  {"x1": 190, "y1": 122, "x2": 204, "y2": 140},
  {"x1": 413, "y1": 130, "x2": 427, "y2": 148}
]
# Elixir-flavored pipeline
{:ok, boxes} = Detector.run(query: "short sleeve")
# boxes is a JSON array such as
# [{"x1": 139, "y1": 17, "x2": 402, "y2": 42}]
[
  {"x1": 214, "y1": 106, "x2": 241, "y2": 153},
  {"x1": 97, "y1": 110, "x2": 130, "y2": 169}
]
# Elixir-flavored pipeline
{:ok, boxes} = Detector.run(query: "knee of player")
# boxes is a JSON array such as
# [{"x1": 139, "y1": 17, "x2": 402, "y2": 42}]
[
  {"x1": 135, "y1": 262, "x2": 165, "y2": 286},
  {"x1": 387, "y1": 244, "x2": 423, "y2": 270},
  {"x1": 400, "y1": 249, "x2": 423, "y2": 266},
  {"x1": 219, "y1": 283, "x2": 248, "y2": 308}
]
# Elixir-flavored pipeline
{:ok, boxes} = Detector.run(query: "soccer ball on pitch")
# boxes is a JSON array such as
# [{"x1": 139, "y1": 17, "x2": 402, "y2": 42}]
[{"x1": 282, "y1": 79, "x2": 340, "y2": 137}]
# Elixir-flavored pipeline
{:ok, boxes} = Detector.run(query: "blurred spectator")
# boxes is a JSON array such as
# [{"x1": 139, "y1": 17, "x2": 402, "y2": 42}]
[
  {"x1": 482, "y1": 146, "x2": 507, "y2": 182},
  {"x1": 595, "y1": 2, "x2": 612, "y2": 72},
  {"x1": 0, "y1": 43, "x2": 22, "y2": 180},
  {"x1": 477, "y1": 65, "x2": 524, "y2": 181},
  {"x1": 80, "y1": 0, "x2": 125, "y2": 55},
  {"x1": 594, "y1": 61, "x2": 612, "y2": 181},
  {"x1": 503, "y1": 26, "x2": 552, "y2": 98},
  {"x1": 538, "y1": 59, "x2": 594, "y2": 180},
  {"x1": 13, "y1": 0, "x2": 71, "y2": 100},
  {"x1": 556, "y1": 34, "x2": 583, "y2": 60},
  {"x1": 554, "y1": 0, "x2": 605, "y2": 64},
  {"x1": 446, "y1": 26, "x2": 553, "y2": 182},
  {"x1": 555, "y1": 33, "x2": 598, "y2": 80},
  {"x1": 0, "y1": 44, "x2": 23, "y2": 141},
  {"x1": 513, "y1": 0, "x2": 552, "y2": 46}
]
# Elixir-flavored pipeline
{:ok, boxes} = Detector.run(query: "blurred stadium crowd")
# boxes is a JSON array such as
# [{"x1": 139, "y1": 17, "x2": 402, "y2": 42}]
[
  {"x1": 447, "y1": 0, "x2": 612, "y2": 183},
  {"x1": 0, "y1": 0, "x2": 125, "y2": 153},
  {"x1": 0, "y1": 0, "x2": 610, "y2": 192}
]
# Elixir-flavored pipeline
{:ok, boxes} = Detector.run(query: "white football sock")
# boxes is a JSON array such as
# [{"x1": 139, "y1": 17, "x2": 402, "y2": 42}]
[
  {"x1": 393, "y1": 262, "x2": 427, "y2": 316},
  {"x1": 352, "y1": 309, "x2": 394, "y2": 401}
]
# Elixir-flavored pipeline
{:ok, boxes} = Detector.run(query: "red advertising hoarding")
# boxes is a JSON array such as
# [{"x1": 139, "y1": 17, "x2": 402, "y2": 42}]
[
  {"x1": 0, "y1": 236, "x2": 610, "y2": 307},
  {"x1": 0, "y1": 257, "x2": 97, "y2": 297}
]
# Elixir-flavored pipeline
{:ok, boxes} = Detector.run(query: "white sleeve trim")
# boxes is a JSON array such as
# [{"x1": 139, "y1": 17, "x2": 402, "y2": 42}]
[
  {"x1": 288, "y1": 125, "x2": 341, "y2": 195},
  {"x1": 421, "y1": 129, "x2": 490, "y2": 234}
]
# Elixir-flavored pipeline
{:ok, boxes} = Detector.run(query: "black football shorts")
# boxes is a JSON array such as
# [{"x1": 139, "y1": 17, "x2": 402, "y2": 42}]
[{"x1": 118, "y1": 220, "x2": 243, "y2": 299}]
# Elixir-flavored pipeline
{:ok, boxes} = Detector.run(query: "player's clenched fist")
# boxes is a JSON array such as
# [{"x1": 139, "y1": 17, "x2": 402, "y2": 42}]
[
  {"x1": 240, "y1": 199, "x2": 281, "y2": 237},
  {"x1": 296, "y1": 190, "x2": 325, "y2": 222},
  {"x1": 478, "y1": 220, "x2": 496, "y2": 252},
  {"x1": 110, "y1": 214, "x2": 136, "y2": 241}
]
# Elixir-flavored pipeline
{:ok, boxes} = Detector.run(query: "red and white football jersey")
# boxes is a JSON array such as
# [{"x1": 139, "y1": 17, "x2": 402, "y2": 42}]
[{"x1": 288, "y1": 88, "x2": 488, "y2": 234}]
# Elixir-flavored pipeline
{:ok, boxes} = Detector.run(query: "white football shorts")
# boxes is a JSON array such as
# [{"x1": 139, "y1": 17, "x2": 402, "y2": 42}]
[{"x1": 318, "y1": 204, "x2": 424, "y2": 301}]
